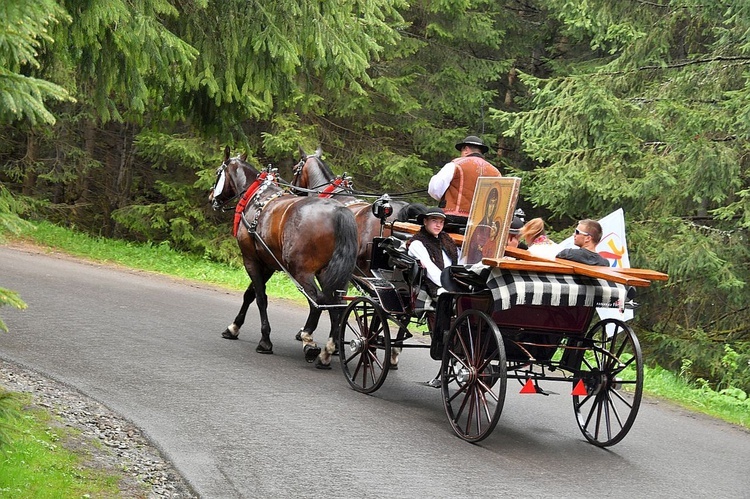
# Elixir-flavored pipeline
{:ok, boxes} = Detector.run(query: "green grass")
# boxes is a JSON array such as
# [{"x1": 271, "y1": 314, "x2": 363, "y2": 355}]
[
  {"x1": 642, "y1": 364, "x2": 749, "y2": 427},
  {"x1": 0, "y1": 390, "x2": 125, "y2": 498},
  {"x1": 10, "y1": 221, "x2": 303, "y2": 301}
]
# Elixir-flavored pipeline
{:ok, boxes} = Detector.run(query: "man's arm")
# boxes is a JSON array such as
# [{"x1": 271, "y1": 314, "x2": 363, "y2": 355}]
[{"x1": 428, "y1": 162, "x2": 455, "y2": 201}]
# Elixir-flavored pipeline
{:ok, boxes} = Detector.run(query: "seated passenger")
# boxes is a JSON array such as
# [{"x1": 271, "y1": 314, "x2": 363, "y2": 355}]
[
  {"x1": 406, "y1": 207, "x2": 459, "y2": 297},
  {"x1": 556, "y1": 219, "x2": 610, "y2": 266},
  {"x1": 521, "y1": 217, "x2": 560, "y2": 260},
  {"x1": 507, "y1": 216, "x2": 525, "y2": 249}
]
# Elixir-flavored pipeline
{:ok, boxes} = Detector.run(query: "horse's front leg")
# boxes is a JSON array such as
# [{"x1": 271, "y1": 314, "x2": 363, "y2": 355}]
[{"x1": 222, "y1": 285, "x2": 256, "y2": 339}]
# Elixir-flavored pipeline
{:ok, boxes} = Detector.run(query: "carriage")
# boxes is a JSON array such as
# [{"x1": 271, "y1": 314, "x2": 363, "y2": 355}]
[
  {"x1": 337, "y1": 200, "x2": 668, "y2": 446},
  {"x1": 211, "y1": 147, "x2": 667, "y2": 446}
]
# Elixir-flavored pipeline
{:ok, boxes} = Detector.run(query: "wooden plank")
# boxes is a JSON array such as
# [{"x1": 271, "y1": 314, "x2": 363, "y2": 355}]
[
  {"x1": 503, "y1": 247, "x2": 653, "y2": 287},
  {"x1": 482, "y1": 258, "x2": 576, "y2": 274},
  {"x1": 616, "y1": 267, "x2": 669, "y2": 281}
]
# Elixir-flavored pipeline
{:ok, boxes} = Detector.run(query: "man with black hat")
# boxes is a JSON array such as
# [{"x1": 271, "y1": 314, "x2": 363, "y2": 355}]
[{"x1": 428, "y1": 135, "x2": 501, "y2": 230}]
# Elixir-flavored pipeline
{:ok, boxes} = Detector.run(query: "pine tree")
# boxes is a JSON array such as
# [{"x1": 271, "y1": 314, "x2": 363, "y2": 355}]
[{"x1": 0, "y1": 0, "x2": 72, "y2": 125}]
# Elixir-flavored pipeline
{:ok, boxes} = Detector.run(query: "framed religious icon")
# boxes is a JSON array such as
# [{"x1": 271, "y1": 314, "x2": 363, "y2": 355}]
[{"x1": 460, "y1": 177, "x2": 521, "y2": 264}]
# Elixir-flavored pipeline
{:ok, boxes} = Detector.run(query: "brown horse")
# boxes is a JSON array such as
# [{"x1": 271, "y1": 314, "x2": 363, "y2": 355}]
[
  {"x1": 209, "y1": 146, "x2": 358, "y2": 368},
  {"x1": 291, "y1": 147, "x2": 421, "y2": 276}
]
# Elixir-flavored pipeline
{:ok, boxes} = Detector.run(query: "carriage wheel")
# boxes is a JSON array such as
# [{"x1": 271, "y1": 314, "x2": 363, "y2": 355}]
[
  {"x1": 441, "y1": 310, "x2": 507, "y2": 443},
  {"x1": 572, "y1": 318, "x2": 643, "y2": 447},
  {"x1": 338, "y1": 297, "x2": 391, "y2": 394}
]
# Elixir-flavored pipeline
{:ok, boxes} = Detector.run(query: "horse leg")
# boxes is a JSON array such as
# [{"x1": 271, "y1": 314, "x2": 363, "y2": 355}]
[
  {"x1": 299, "y1": 300, "x2": 323, "y2": 363},
  {"x1": 222, "y1": 285, "x2": 256, "y2": 339},
  {"x1": 389, "y1": 325, "x2": 412, "y2": 370},
  {"x1": 313, "y1": 307, "x2": 343, "y2": 370},
  {"x1": 254, "y1": 283, "x2": 273, "y2": 354},
  {"x1": 243, "y1": 267, "x2": 273, "y2": 354}
]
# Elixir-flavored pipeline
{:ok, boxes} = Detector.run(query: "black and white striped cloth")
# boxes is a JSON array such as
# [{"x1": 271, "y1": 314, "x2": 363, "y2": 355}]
[
  {"x1": 485, "y1": 267, "x2": 626, "y2": 312},
  {"x1": 415, "y1": 265, "x2": 626, "y2": 313}
]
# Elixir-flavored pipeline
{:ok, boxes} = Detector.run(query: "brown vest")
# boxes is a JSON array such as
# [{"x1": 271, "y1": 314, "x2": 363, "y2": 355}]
[{"x1": 442, "y1": 155, "x2": 501, "y2": 216}]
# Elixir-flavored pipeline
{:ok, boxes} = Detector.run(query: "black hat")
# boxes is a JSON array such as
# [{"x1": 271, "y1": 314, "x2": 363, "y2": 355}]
[
  {"x1": 417, "y1": 207, "x2": 446, "y2": 224},
  {"x1": 509, "y1": 216, "x2": 524, "y2": 235},
  {"x1": 455, "y1": 135, "x2": 489, "y2": 154}
]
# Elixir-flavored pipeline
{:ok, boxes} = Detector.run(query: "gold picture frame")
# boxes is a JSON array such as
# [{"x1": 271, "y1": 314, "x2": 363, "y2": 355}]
[{"x1": 460, "y1": 177, "x2": 521, "y2": 264}]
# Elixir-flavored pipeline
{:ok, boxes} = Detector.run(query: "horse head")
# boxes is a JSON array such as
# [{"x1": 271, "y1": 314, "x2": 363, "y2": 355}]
[
  {"x1": 209, "y1": 146, "x2": 258, "y2": 211},
  {"x1": 292, "y1": 146, "x2": 341, "y2": 195}
]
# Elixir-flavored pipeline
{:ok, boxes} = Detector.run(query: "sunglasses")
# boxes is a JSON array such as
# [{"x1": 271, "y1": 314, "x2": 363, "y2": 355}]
[{"x1": 574, "y1": 228, "x2": 591, "y2": 236}]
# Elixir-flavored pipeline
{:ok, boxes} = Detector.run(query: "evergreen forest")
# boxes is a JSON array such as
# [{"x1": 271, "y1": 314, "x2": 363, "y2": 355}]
[{"x1": 2, "y1": 0, "x2": 749, "y2": 393}]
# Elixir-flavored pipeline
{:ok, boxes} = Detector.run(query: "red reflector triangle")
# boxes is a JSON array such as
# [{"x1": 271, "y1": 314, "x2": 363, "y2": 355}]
[
  {"x1": 520, "y1": 379, "x2": 537, "y2": 394},
  {"x1": 571, "y1": 379, "x2": 588, "y2": 396}
]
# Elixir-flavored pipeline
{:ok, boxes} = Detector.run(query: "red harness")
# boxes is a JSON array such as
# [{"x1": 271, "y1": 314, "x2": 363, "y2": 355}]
[
  {"x1": 318, "y1": 176, "x2": 347, "y2": 198},
  {"x1": 233, "y1": 171, "x2": 269, "y2": 237}
]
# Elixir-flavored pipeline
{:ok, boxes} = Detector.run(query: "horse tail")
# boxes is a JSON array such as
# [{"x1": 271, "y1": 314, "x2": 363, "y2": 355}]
[{"x1": 320, "y1": 207, "x2": 358, "y2": 300}]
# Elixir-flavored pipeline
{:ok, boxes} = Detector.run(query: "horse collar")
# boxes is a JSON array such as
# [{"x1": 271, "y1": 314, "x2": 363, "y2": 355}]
[
  {"x1": 232, "y1": 171, "x2": 274, "y2": 237},
  {"x1": 319, "y1": 178, "x2": 341, "y2": 198},
  {"x1": 319, "y1": 176, "x2": 351, "y2": 198}
]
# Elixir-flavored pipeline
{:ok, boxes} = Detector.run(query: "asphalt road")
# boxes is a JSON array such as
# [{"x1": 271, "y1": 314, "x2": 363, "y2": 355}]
[{"x1": 1, "y1": 245, "x2": 748, "y2": 498}]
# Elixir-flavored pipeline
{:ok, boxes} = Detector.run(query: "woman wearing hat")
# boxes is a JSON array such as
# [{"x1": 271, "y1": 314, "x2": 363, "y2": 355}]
[
  {"x1": 427, "y1": 135, "x2": 501, "y2": 229},
  {"x1": 406, "y1": 207, "x2": 459, "y2": 297}
]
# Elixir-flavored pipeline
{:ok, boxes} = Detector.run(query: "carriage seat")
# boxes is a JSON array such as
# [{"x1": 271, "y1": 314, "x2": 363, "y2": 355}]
[
  {"x1": 371, "y1": 236, "x2": 420, "y2": 284},
  {"x1": 365, "y1": 236, "x2": 427, "y2": 314}
]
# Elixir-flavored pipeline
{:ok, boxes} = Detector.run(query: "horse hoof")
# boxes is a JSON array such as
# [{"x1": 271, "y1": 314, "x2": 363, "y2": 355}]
[
  {"x1": 256, "y1": 343, "x2": 273, "y2": 354},
  {"x1": 389, "y1": 363, "x2": 399, "y2": 370},
  {"x1": 295, "y1": 329, "x2": 304, "y2": 341},
  {"x1": 314, "y1": 358, "x2": 332, "y2": 370},
  {"x1": 222, "y1": 330, "x2": 239, "y2": 340},
  {"x1": 304, "y1": 344, "x2": 321, "y2": 363}
]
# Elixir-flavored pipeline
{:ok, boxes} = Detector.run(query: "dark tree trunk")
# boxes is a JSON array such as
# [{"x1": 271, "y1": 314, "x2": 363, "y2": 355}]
[{"x1": 22, "y1": 132, "x2": 37, "y2": 196}]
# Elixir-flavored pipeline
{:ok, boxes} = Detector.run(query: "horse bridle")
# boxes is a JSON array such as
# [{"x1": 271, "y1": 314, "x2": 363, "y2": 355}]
[
  {"x1": 211, "y1": 160, "x2": 240, "y2": 212},
  {"x1": 292, "y1": 156, "x2": 308, "y2": 177}
]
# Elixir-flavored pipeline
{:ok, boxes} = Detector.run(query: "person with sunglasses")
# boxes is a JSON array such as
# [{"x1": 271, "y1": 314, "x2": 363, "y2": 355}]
[{"x1": 556, "y1": 219, "x2": 610, "y2": 266}]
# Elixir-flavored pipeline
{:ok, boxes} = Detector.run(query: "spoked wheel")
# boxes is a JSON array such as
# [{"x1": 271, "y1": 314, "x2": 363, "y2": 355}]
[
  {"x1": 572, "y1": 318, "x2": 643, "y2": 447},
  {"x1": 338, "y1": 296, "x2": 391, "y2": 394},
  {"x1": 441, "y1": 310, "x2": 506, "y2": 443}
]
